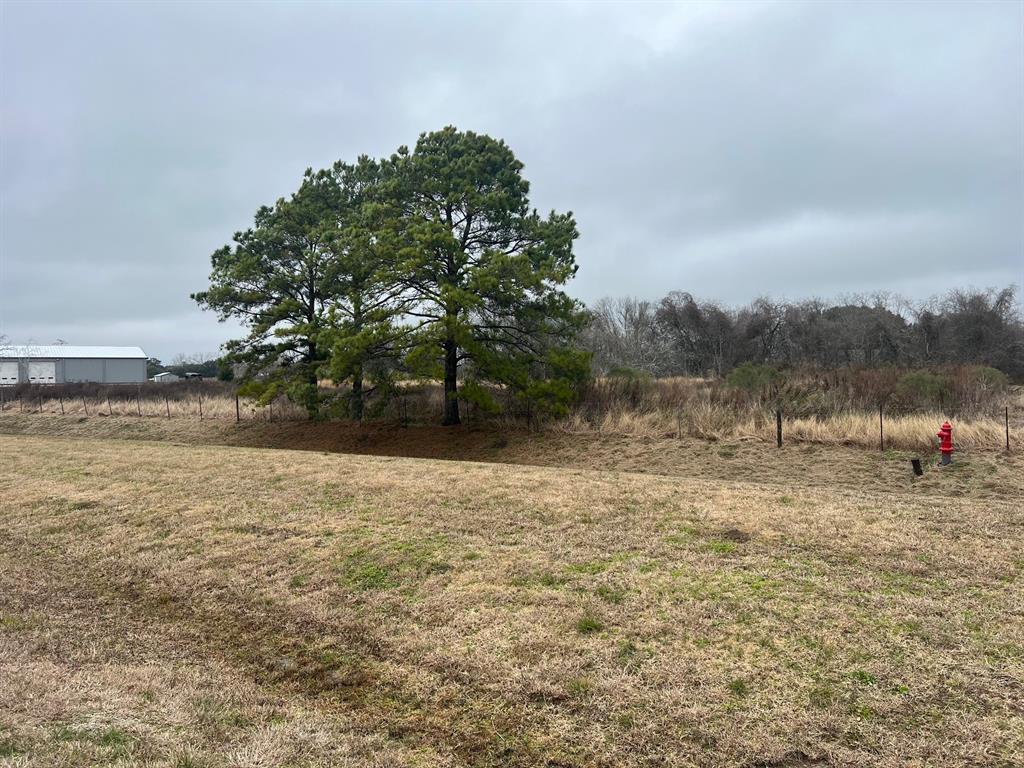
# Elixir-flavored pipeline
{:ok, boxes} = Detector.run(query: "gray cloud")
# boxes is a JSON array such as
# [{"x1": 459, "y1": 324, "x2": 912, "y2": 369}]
[{"x1": 1, "y1": 0, "x2": 1021, "y2": 360}]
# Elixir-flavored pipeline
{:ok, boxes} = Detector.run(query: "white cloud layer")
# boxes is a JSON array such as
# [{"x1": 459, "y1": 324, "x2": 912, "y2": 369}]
[{"x1": 1, "y1": 0, "x2": 1021, "y2": 359}]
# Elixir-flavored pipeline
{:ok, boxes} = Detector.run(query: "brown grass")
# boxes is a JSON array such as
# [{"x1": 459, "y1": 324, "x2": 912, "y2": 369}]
[
  {"x1": 1, "y1": 432, "x2": 1022, "y2": 766},
  {"x1": 556, "y1": 407, "x2": 1023, "y2": 451},
  {"x1": 2, "y1": 383, "x2": 1020, "y2": 453},
  {"x1": 1, "y1": 414, "x2": 1022, "y2": 501},
  {"x1": 0, "y1": 389, "x2": 306, "y2": 421}
]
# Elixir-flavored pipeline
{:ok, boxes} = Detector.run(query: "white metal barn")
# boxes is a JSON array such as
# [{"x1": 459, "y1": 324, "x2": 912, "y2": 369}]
[{"x1": 0, "y1": 346, "x2": 148, "y2": 385}]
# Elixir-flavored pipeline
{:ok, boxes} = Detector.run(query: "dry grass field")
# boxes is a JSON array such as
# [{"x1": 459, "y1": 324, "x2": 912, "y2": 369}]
[
  {"x1": 1, "y1": 426, "x2": 1022, "y2": 767},
  {"x1": 3, "y1": 378, "x2": 1020, "y2": 453}
]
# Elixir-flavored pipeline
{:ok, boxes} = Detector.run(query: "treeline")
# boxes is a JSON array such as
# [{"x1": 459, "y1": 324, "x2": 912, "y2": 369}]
[
  {"x1": 583, "y1": 286, "x2": 1024, "y2": 380},
  {"x1": 194, "y1": 124, "x2": 1021, "y2": 426},
  {"x1": 194, "y1": 127, "x2": 585, "y2": 424}
]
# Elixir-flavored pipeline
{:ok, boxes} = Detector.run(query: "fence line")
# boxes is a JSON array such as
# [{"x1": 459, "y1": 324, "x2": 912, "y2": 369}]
[
  {"x1": 0, "y1": 386, "x2": 1019, "y2": 453},
  {"x1": 0, "y1": 390, "x2": 297, "y2": 422}
]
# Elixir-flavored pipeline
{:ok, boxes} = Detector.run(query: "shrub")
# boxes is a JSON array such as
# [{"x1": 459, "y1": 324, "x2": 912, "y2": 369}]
[
  {"x1": 971, "y1": 366, "x2": 1008, "y2": 392},
  {"x1": 607, "y1": 366, "x2": 652, "y2": 382},
  {"x1": 726, "y1": 363, "x2": 782, "y2": 395},
  {"x1": 894, "y1": 371, "x2": 951, "y2": 410}
]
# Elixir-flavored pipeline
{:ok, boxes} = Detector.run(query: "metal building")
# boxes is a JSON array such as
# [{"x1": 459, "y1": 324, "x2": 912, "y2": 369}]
[{"x1": 0, "y1": 345, "x2": 148, "y2": 385}]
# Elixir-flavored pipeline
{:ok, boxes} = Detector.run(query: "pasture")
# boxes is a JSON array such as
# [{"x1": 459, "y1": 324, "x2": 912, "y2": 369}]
[{"x1": 0, "y1": 427, "x2": 1021, "y2": 767}]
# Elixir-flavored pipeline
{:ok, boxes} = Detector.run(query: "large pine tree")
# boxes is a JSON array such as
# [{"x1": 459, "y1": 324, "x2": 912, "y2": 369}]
[
  {"x1": 391, "y1": 127, "x2": 587, "y2": 425},
  {"x1": 193, "y1": 171, "x2": 343, "y2": 418}
]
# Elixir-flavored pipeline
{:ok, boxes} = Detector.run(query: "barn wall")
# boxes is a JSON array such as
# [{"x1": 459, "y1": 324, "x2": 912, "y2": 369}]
[
  {"x1": 63, "y1": 359, "x2": 104, "y2": 382},
  {"x1": 104, "y1": 359, "x2": 147, "y2": 383},
  {"x1": 0, "y1": 356, "x2": 147, "y2": 384}
]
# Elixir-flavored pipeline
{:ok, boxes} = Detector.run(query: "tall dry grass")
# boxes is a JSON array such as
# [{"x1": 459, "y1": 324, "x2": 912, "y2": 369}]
[
  {"x1": 1, "y1": 370, "x2": 1020, "y2": 451},
  {"x1": 555, "y1": 406, "x2": 1020, "y2": 451},
  {"x1": 0, "y1": 388, "x2": 307, "y2": 422},
  {"x1": 557, "y1": 369, "x2": 1023, "y2": 450}
]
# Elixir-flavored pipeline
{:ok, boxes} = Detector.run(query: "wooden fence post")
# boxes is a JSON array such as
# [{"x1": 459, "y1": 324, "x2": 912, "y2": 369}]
[
  {"x1": 879, "y1": 403, "x2": 884, "y2": 452},
  {"x1": 38, "y1": 394, "x2": 43, "y2": 413},
  {"x1": 235, "y1": 394, "x2": 240, "y2": 423},
  {"x1": 776, "y1": 409, "x2": 783, "y2": 448},
  {"x1": 1007, "y1": 406, "x2": 1011, "y2": 453},
  {"x1": 82, "y1": 396, "x2": 89, "y2": 416},
  {"x1": 106, "y1": 395, "x2": 112, "y2": 417},
  {"x1": 165, "y1": 395, "x2": 170, "y2": 419},
  {"x1": 59, "y1": 396, "x2": 64, "y2": 415},
  {"x1": 198, "y1": 392, "x2": 203, "y2": 420},
  {"x1": 268, "y1": 400, "x2": 273, "y2": 422},
  {"x1": 137, "y1": 394, "x2": 142, "y2": 417},
  {"x1": 677, "y1": 411, "x2": 682, "y2": 440}
]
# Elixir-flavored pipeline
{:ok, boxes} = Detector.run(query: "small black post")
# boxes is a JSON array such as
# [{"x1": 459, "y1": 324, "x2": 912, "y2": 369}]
[
  {"x1": 1007, "y1": 406, "x2": 1011, "y2": 453},
  {"x1": 20, "y1": 396, "x2": 24, "y2": 413},
  {"x1": 911, "y1": 458, "x2": 923, "y2": 476},
  {"x1": 136, "y1": 394, "x2": 142, "y2": 417},
  {"x1": 269, "y1": 400, "x2": 273, "y2": 422},
  {"x1": 59, "y1": 396, "x2": 64, "y2": 415},
  {"x1": 235, "y1": 393, "x2": 240, "y2": 423},
  {"x1": 82, "y1": 396, "x2": 89, "y2": 416},
  {"x1": 38, "y1": 394, "x2": 43, "y2": 413},
  {"x1": 106, "y1": 395, "x2": 112, "y2": 417},
  {"x1": 677, "y1": 411, "x2": 682, "y2": 439},
  {"x1": 879, "y1": 403, "x2": 884, "y2": 452},
  {"x1": 0, "y1": 388, "x2": 4, "y2": 411},
  {"x1": 165, "y1": 395, "x2": 170, "y2": 419},
  {"x1": 775, "y1": 409, "x2": 782, "y2": 448},
  {"x1": 198, "y1": 392, "x2": 203, "y2": 420}
]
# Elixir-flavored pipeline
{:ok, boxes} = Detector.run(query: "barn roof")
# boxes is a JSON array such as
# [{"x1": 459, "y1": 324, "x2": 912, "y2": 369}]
[{"x1": 0, "y1": 345, "x2": 147, "y2": 359}]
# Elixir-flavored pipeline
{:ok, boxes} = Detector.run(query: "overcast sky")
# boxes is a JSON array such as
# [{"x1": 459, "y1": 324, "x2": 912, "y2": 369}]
[{"x1": 1, "y1": 0, "x2": 1021, "y2": 361}]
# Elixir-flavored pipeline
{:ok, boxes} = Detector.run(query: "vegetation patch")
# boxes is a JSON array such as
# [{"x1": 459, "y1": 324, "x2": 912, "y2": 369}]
[
  {"x1": 0, "y1": 434, "x2": 1020, "y2": 766},
  {"x1": 575, "y1": 612, "x2": 606, "y2": 635}
]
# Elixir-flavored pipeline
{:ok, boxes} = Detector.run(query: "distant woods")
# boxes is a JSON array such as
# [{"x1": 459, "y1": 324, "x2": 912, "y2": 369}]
[{"x1": 583, "y1": 286, "x2": 1024, "y2": 381}]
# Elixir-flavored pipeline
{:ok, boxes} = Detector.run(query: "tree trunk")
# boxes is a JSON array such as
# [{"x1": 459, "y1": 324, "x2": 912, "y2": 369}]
[
  {"x1": 350, "y1": 301, "x2": 364, "y2": 421},
  {"x1": 351, "y1": 364, "x2": 364, "y2": 421},
  {"x1": 442, "y1": 336, "x2": 460, "y2": 426},
  {"x1": 305, "y1": 340, "x2": 319, "y2": 420}
]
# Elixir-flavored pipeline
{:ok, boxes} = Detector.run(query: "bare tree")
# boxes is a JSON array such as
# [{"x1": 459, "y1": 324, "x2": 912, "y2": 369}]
[
  {"x1": 581, "y1": 284, "x2": 1023, "y2": 379},
  {"x1": 583, "y1": 297, "x2": 671, "y2": 376}
]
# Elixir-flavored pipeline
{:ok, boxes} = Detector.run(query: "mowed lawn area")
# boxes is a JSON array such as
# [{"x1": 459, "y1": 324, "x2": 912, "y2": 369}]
[{"x1": 0, "y1": 434, "x2": 1021, "y2": 767}]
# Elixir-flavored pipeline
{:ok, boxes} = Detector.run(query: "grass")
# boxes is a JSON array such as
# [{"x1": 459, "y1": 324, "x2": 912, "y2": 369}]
[
  {"x1": 0, "y1": 432, "x2": 1022, "y2": 766},
  {"x1": 558, "y1": 404, "x2": 1023, "y2": 451},
  {"x1": 3, "y1": 379, "x2": 1021, "y2": 453},
  {"x1": 574, "y1": 613, "x2": 605, "y2": 635}
]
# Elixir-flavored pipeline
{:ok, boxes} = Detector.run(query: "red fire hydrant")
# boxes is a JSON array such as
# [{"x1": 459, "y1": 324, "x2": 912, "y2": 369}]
[{"x1": 937, "y1": 420, "x2": 954, "y2": 465}]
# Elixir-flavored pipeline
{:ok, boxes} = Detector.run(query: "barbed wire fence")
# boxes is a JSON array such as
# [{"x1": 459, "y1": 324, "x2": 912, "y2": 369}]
[{"x1": 0, "y1": 382, "x2": 1018, "y2": 453}]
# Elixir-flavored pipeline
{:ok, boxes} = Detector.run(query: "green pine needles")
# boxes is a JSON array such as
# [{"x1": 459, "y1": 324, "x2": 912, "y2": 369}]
[{"x1": 193, "y1": 127, "x2": 589, "y2": 424}]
